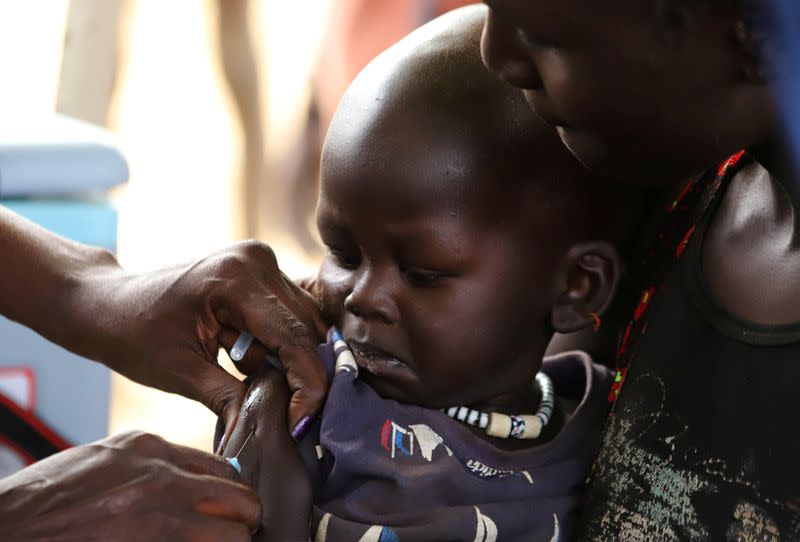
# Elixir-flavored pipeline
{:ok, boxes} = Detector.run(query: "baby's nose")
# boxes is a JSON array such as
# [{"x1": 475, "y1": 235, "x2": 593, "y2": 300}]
[{"x1": 344, "y1": 266, "x2": 400, "y2": 324}]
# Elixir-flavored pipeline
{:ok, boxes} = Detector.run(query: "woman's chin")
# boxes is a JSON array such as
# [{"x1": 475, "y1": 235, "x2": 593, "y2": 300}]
[
  {"x1": 556, "y1": 127, "x2": 661, "y2": 181},
  {"x1": 556, "y1": 127, "x2": 612, "y2": 172}
]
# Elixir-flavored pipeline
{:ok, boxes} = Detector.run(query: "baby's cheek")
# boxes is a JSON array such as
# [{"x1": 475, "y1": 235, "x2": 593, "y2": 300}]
[{"x1": 317, "y1": 263, "x2": 352, "y2": 325}]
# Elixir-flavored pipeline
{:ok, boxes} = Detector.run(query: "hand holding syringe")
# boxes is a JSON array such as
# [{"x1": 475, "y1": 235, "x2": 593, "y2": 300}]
[{"x1": 227, "y1": 328, "x2": 317, "y2": 446}]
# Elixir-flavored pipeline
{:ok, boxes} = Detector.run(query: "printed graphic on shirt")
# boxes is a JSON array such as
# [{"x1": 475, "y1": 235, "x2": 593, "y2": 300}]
[
  {"x1": 584, "y1": 372, "x2": 795, "y2": 540},
  {"x1": 380, "y1": 419, "x2": 453, "y2": 461},
  {"x1": 550, "y1": 514, "x2": 560, "y2": 542},
  {"x1": 473, "y1": 507, "x2": 498, "y2": 542},
  {"x1": 585, "y1": 374, "x2": 717, "y2": 539},
  {"x1": 314, "y1": 513, "x2": 332, "y2": 542},
  {"x1": 314, "y1": 513, "x2": 400, "y2": 542},
  {"x1": 380, "y1": 418, "x2": 535, "y2": 485},
  {"x1": 724, "y1": 501, "x2": 780, "y2": 541},
  {"x1": 464, "y1": 458, "x2": 533, "y2": 483}
]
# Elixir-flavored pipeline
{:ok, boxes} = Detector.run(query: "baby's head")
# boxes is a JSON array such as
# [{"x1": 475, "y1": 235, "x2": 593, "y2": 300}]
[{"x1": 315, "y1": 6, "x2": 638, "y2": 410}]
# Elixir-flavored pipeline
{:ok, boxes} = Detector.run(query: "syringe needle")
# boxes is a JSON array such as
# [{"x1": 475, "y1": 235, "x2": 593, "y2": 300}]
[
  {"x1": 225, "y1": 428, "x2": 255, "y2": 473},
  {"x1": 232, "y1": 428, "x2": 255, "y2": 459}
]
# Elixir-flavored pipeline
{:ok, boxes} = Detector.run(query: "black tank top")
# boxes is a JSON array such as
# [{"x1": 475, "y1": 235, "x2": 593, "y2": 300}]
[{"x1": 578, "y1": 154, "x2": 800, "y2": 540}]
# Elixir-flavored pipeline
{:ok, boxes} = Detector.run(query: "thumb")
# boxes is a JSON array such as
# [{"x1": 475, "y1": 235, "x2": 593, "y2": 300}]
[
  {"x1": 279, "y1": 343, "x2": 328, "y2": 433},
  {"x1": 178, "y1": 358, "x2": 247, "y2": 452},
  {"x1": 217, "y1": 381, "x2": 245, "y2": 456}
]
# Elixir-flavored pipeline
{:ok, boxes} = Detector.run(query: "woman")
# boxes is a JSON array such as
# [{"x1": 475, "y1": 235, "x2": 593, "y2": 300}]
[{"x1": 480, "y1": 0, "x2": 800, "y2": 538}]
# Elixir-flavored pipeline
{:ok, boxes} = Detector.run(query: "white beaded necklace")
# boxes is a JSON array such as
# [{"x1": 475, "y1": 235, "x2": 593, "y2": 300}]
[{"x1": 443, "y1": 372, "x2": 555, "y2": 439}]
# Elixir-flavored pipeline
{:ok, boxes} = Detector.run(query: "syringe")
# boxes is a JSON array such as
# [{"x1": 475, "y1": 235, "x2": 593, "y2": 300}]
[
  {"x1": 225, "y1": 330, "x2": 257, "y2": 474},
  {"x1": 230, "y1": 331, "x2": 255, "y2": 361},
  {"x1": 225, "y1": 428, "x2": 255, "y2": 473}
]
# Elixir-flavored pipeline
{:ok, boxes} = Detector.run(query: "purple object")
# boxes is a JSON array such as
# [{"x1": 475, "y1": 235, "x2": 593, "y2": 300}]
[
  {"x1": 757, "y1": 0, "x2": 800, "y2": 196},
  {"x1": 292, "y1": 415, "x2": 315, "y2": 441}
]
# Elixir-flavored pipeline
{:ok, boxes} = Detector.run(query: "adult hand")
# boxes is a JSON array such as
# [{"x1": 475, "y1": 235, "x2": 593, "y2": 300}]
[
  {"x1": 0, "y1": 431, "x2": 261, "y2": 541},
  {"x1": 0, "y1": 208, "x2": 328, "y2": 436},
  {"x1": 68, "y1": 241, "x2": 329, "y2": 440}
]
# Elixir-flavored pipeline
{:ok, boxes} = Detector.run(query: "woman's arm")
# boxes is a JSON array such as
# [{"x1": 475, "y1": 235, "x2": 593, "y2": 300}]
[
  {"x1": 0, "y1": 205, "x2": 328, "y2": 434},
  {"x1": 0, "y1": 205, "x2": 118, "y2": 346}
]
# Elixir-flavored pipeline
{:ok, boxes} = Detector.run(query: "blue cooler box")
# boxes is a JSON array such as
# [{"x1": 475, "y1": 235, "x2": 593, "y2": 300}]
[
  {"x1": 0, "y1": 201, "x2": 120, "y2": 446},
  {"x1": 0, "y1": 115, "x2": 128, "y2": 471}
]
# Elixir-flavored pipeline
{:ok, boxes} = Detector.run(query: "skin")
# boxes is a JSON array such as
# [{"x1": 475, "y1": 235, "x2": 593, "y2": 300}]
[
  {"x1": 222, "y1": 371, "x2": 311, "y2": 542},
  {"x1": 480, "y1": 0, "x2": 777, "y2": 181},
  {"x1": 0, "y1": 431, "x2": 261, "y2": 541},
  {"x1": 229, "y1": 10, "x2": 629, "y2": 538},
  {"x1": 0, "y1": 206, "x2": 330, "y2": 539},
  {"x1": 480, "y1": 0, "x2": 800, "y2": 325},
  {"x1": 315, "y1": 8, "x2": 622, "y2": 416},
  {"x1": 0, "y1": 206, "x2": 329, "y2": 437}
]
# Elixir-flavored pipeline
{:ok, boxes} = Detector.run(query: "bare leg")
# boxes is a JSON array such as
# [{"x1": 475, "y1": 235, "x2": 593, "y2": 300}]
[
  {"x1": 57, "y1": 0, "x2": 127, "y2": 126},
  {"x1": 215, "y1": 0, "x2": 268, "y2": 239}
]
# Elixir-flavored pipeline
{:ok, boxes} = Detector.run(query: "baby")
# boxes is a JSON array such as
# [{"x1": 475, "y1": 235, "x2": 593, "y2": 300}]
[{"x1": 220, "y1": 6, "x2": 643, "y2": 541}]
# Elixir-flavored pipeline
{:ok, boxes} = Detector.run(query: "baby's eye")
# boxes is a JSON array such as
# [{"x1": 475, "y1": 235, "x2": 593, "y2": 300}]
[
  {"x1": 402, "y1": 267, "x2": 450, "y2": 288},
  {"x1": 328, "y1": 247, "x2": 361, "y2": 270}
]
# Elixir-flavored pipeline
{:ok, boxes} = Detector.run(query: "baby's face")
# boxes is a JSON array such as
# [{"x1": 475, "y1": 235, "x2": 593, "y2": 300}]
[
  {"x1": 480, "y1": 0, "x2": 777, "y2": 181},
  {"x1": 315, "y1": 118, "x2": 564, "y2": 411}
]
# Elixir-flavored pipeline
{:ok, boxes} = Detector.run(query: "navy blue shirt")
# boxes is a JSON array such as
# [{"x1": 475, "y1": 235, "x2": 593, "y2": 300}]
[{"x1": 293, "y1": 336, "x2": 613, "y2": 541}]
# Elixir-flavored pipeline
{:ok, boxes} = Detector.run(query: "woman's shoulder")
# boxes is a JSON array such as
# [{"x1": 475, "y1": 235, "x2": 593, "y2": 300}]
[{"x1": 701, "y1": 159, "x2": 800, "y2": 328}]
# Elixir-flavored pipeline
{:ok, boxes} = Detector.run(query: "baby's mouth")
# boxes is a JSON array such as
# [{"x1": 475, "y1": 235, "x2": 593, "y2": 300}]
[{"x1": 347, "y1": 340, "x2": 410, "y2": 376}]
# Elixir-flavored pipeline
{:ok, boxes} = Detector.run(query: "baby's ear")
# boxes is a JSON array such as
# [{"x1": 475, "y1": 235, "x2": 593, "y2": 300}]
[{"x1": 550, "y1": 242, "x2": 621, "y2": 334}]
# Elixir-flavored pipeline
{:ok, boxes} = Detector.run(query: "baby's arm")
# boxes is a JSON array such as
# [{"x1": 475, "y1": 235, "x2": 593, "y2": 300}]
[{"x1": 222, "y1": 368, "x2": 312, "y2": 541}]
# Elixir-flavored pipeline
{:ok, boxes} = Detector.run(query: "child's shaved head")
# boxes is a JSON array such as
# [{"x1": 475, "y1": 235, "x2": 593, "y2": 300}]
[
  {"x1": 323, "y1": 5, "x2": 641, "y2": 251},
  {"x1": 315, "y1": 5, "x2": 645, "y2": 410}
]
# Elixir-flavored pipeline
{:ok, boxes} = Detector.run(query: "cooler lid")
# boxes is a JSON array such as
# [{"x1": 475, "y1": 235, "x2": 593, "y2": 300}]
[{"x1": 0, "y1": 114, "x2": 129, "y2": 197}]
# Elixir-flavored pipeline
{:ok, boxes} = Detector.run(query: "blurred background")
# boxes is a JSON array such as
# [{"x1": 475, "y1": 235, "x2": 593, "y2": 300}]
[{"x1": 0, "y1": 0, "x2": 472, "y2": 454}]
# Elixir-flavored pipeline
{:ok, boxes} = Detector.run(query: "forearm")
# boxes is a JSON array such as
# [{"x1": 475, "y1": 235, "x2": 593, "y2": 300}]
[
  {"x1": 0, "y1": 209, "x2": 328, "y2": 428},
  {"x1": 0, "y1": 206, "x2": 124, "y2": 359},
  {"x1": 254, "y1": 370, "x2": 312, "y2": 542},
  {"x1": 226, "y1": 369, "x2": 312, "y2": 541}
]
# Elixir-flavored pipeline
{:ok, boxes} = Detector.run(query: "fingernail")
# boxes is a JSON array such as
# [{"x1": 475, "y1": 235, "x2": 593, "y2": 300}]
[{"x1": 291, "y1": 416, "x2": 314, "y2": 441}]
